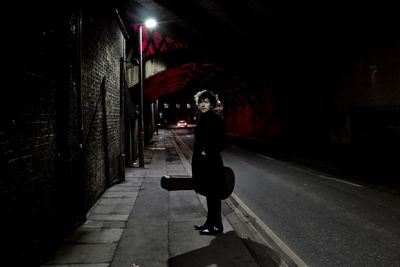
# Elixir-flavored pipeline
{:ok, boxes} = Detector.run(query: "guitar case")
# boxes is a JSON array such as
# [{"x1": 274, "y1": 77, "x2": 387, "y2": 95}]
[{"x1": 160, "y1": 166, "x2": 235, "y2": 200}]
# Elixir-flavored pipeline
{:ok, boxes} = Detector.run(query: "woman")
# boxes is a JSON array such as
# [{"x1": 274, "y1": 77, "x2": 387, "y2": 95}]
[{"x1": 192, "y1": 89, "x2": 225, "y2": 235}]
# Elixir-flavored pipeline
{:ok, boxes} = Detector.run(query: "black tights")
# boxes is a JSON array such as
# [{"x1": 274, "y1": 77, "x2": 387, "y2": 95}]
[{"x1": 206, "y1": 196, "x2": 222, "y2": 227}]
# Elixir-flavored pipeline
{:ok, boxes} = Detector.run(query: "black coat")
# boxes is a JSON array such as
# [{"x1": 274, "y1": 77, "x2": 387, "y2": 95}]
[{"x1": 192, "y1": 110, "x2": 225, "y2": 197}]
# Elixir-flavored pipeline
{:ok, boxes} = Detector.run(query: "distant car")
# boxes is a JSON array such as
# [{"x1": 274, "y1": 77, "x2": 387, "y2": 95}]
[{"x1": 177, "y1": 120, "x2": 187, "y2": 128}]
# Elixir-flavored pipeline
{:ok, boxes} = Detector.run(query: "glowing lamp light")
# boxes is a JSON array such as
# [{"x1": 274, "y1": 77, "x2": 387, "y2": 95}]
[{"x1": 145, "y1": 18, "x2": 157, "y2": 29}]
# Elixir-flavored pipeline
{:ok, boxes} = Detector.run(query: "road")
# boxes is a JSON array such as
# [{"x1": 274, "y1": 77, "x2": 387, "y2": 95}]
[{"x1": 172, "y1": 128, "x2": 400, "y2": 266}]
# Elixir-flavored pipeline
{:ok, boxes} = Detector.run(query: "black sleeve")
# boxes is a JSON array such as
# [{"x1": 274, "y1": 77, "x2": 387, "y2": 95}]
[{"x1": 204, "y1": 114, "x2": 225, "y2": 155}]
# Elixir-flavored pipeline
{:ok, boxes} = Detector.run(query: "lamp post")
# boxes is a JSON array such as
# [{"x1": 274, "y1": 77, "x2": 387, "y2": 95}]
[{"x1": 138, "y1": 19, "x2": 156, "y2": 167}]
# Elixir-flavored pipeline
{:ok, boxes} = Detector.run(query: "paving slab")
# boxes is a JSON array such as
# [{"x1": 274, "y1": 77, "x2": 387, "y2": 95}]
[
  {"x1": 81, "y1": 220, "x2": 126, "y2": 229},
  {"x1": 114, "y1": 177, "x2": 144, "y2": 186},
  {"x1": 64, "y1": 228, "x2": 124, "y2": 244},
  {"x1": 125, "y1": 171, "x2": 146, "y2": 178},
  {"x1": 166, "y1": 164, "x2": 187, "y2": 174},
  {"x1": 90, "y1": 203, "x2": 134, "y2": 215},
  {"x1": 43, "y1": 264, "x2": 109, "y2": 267},
  {"x1": 169, "y1": 190, "x2": 205, "y2": 222},
  {"x1": 111, "y1": 160, "x2": 170, "y2": 267},
  {"x1": 88, "y1": 214, "x2": 130, "y2": 221},
  {"x1": 41, "y1": 130, "x2": 282, "y2": 267},
  {"x1": 101, "y1": 191, "x2": 138, "y2": 198},
  {"x1": 96, "y1": 198, "x2": 136, "y2": 205},
  {"x1": 107, "y1": 186, "x2": 140, "y2": 192},
  {"x1": 44, "y1": 244, "x2": 117, "y2": 264}
]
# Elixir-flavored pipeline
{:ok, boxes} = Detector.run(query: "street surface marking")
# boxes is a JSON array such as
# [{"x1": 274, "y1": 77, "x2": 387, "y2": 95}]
[
  {"x1": 172, "y1": 130, "x2": 306, "y2": 267},
  {"x1": 257, "y1": 154, "x2": 275, "y2": 160},
  {"x1": 318, "y1": 174, "x2": 363, "y2": 187},
  {"x1": 174, "y1": 133, "x2": 193, "y2": 156},
  {"x1": 285, "y1": 162, "x2": 363, "y2": 188},
  {"x1": 170, "y1": 133, "x2": 192, "y2": 177},
  {"x1": 229, "y1": 193, "x2": 308, "y2": 267}
]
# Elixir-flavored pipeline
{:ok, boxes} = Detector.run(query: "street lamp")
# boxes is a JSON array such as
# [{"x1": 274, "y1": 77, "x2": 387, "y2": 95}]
[{"x1": 138, "y1": 18, "x2": 157, "y2": 167}]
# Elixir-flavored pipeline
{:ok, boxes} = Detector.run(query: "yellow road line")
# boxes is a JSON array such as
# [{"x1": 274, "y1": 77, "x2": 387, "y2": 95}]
[
  {"x1": 173, "y1": 130, "x2": 307, "y2": 267},
  {"x1": 229, "y1": 193, "x2": 308, "y2": 267}
]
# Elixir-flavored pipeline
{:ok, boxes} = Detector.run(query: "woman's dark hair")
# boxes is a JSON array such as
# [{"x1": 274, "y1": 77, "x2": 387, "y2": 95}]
[{"x1": 195, "y1": 90, "x2": 217, "y2": 107}]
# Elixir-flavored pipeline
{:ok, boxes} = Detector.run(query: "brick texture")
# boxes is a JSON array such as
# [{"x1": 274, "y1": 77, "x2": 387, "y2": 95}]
[
  {"x1": 81, "y1": 7, "x2": 124, "y2": 208},
  {"x1": 1, "y1": 4, "x2": 125, "y2": 266}
]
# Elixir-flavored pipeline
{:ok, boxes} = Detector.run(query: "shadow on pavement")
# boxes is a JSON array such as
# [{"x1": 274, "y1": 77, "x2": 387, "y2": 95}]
[
  {"x1": 241, "y1": 238, "x2": 284, "y2": 267},
  {"x1": 168, "y1": 231, "x2": 279, "y2": 267}
]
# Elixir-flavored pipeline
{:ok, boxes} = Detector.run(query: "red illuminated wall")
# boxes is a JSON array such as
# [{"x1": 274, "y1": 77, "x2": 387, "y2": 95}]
[{"x1": 224, "y1": 88, "x2": 283, "y2": 142}]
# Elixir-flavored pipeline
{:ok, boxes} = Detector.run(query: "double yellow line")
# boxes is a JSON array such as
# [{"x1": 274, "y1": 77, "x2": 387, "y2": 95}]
[{"x1": 171, "y1": 130, "x2": 308, "y2": 267}]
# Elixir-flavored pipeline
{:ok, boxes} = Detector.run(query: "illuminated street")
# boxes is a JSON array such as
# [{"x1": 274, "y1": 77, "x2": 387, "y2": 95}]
[
  {"x1": 3, "y1": 1, "x2": 399, "y2": 266},
  {"x1": 174, "y1": 128, "x2": 400, "y2": 266}
]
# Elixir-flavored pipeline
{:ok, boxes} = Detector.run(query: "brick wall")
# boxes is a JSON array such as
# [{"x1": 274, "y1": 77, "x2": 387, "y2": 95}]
[
  {"x1": 1, "y1": 3, "x2": 125, "y2": 266},
  {"x1": 1, "y1": 2, "x2": 59, "y2": 266},
  {"x1": 81, "y1": 7, "x2": 124, "y2": 207}
]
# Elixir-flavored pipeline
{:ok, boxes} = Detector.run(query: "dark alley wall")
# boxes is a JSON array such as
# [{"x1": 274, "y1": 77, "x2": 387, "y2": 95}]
[
  {"x1": 81, "y1": 7, "x2": 125, "y2": 206},
  {"x1": 1, "y1": 3, "x2": 126, "y2": 266},
  {"x1": 223, "y1": 38, "x2": 400, "y2": 149},
  {"x1": 1, "y1": 2, "x2": 60, "y2": 266},
  {"x1": 224, "y1": 88, "x2": 283, "y2": 143},
  {"x1": 330, "y1": 40, "x2": 400, "y2": 146}
]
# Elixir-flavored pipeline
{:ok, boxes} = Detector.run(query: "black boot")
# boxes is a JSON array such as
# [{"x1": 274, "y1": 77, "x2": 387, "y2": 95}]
[
  {"x1": 194, "y1": 220, "x2": 211, "y2": 230},
  {"x1": 199, "y1": 224, "x2": 223, "y2": 235}
]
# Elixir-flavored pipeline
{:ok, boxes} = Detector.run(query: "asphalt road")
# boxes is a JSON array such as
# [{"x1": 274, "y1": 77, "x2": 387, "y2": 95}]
[{"x1": 172, "y1": 128, "x2": 400, "y2": 266}]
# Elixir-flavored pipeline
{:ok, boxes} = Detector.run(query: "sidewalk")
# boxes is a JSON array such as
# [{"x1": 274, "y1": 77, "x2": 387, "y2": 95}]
[{"x1": 41, "y1": 130, "x2": 284, "y2": 267}]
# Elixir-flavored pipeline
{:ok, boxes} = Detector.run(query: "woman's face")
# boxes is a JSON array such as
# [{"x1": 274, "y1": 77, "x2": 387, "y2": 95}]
[{"x1": 198, "y1": 98, "x2": 211, "y2": 113}]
